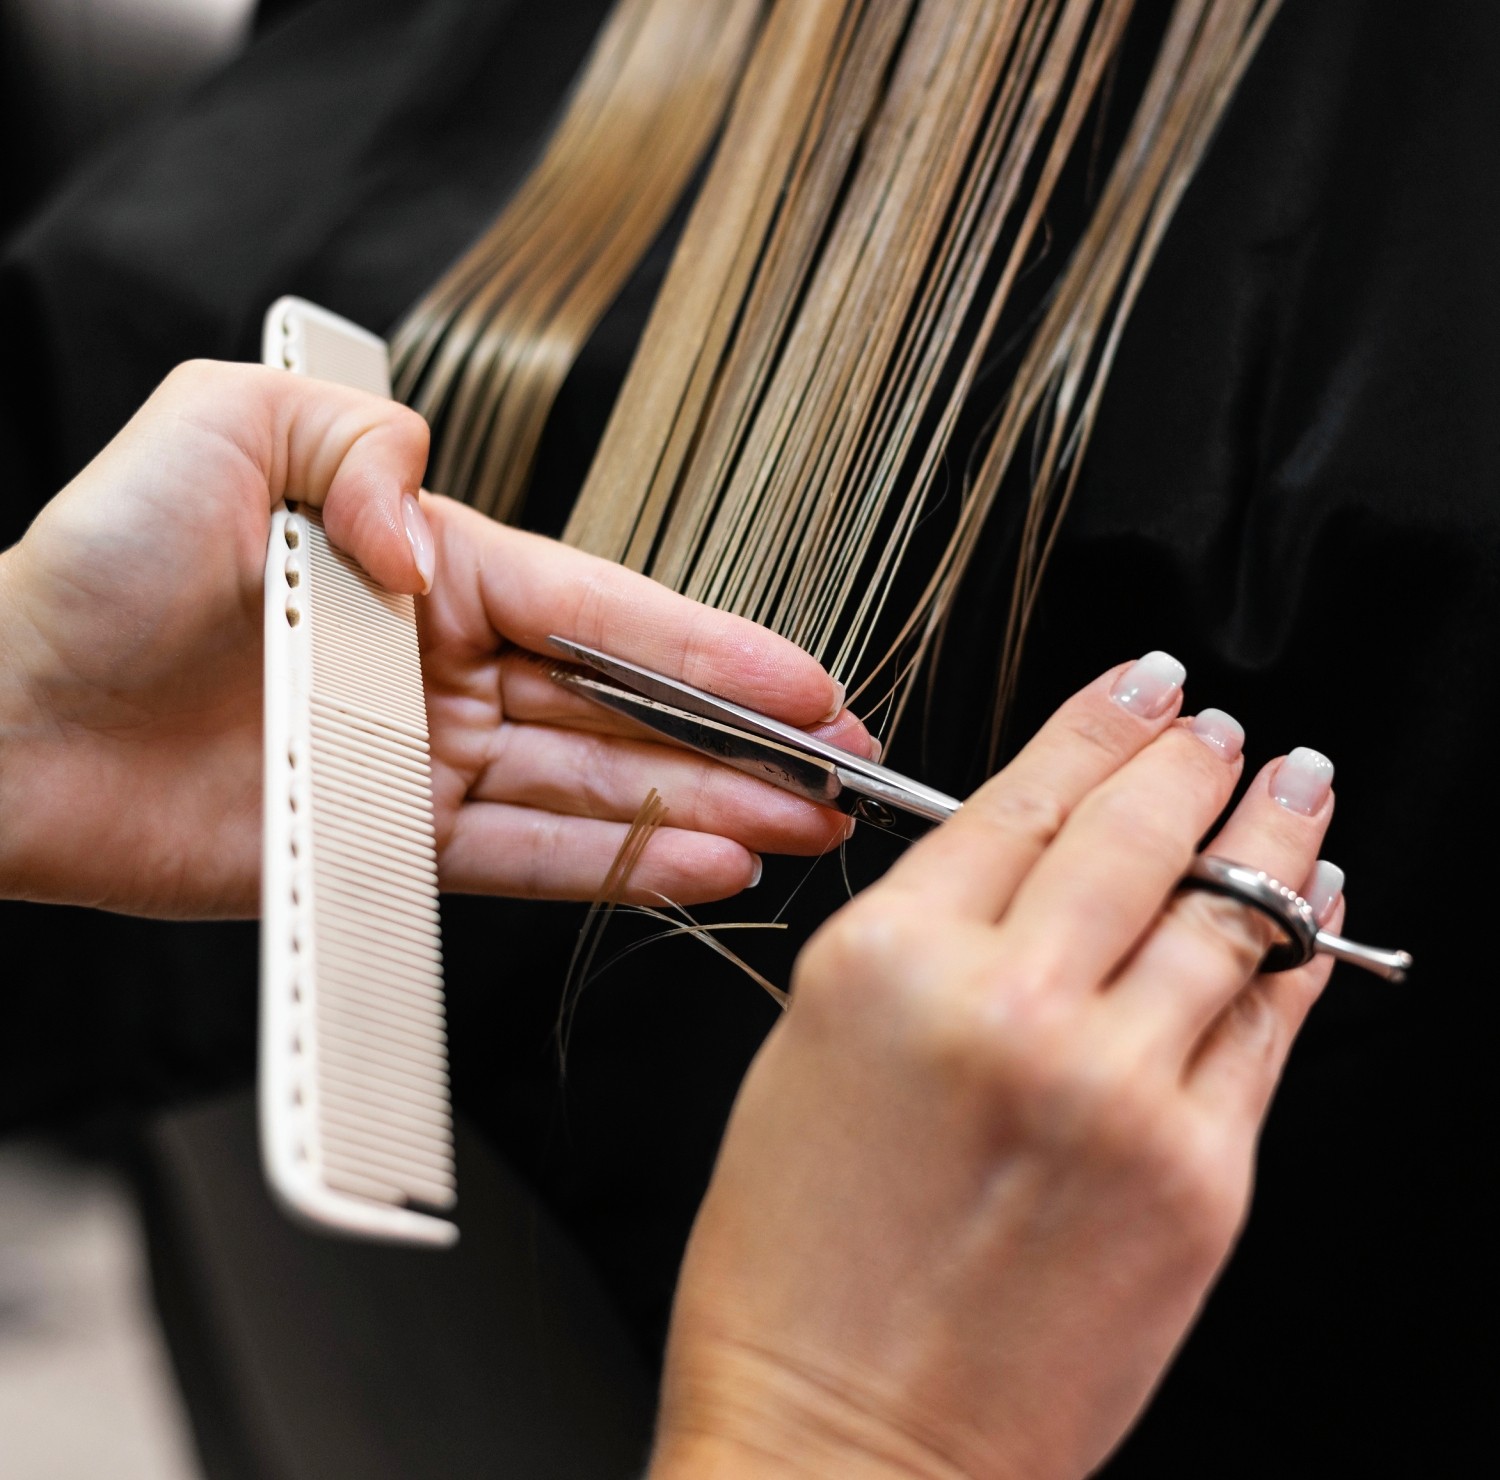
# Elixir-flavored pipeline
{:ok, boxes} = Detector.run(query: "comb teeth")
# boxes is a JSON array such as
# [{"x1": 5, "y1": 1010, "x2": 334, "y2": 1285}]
[
  {"x1": 307, "y1": 516, "x2": 454, "y2": 1209},
  {"x1": 260, "y1": 297, "x2": 455, "y2": 1246},
  {"x1": 262, "y1": 507, "x2": 456, "y2": 1244}
]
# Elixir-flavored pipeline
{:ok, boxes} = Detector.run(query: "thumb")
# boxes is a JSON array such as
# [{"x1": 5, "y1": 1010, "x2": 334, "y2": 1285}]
[{"x1": 245, "y1": 362, "x2": 435, "y2": 595}]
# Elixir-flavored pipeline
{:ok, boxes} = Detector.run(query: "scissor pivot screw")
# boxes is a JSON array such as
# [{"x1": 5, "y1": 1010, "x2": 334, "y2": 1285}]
[{"x1": 854, "y1": 798, "x2": 897, "y2": 829}]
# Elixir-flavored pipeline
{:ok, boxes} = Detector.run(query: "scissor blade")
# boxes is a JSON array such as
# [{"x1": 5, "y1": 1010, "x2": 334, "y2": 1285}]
[
  {"x1": 548, "y1": 636, "x2": 797, "y2": 738},
  {"x1": 552, "y1": 670, "x2": 848, "y2": 809},
  {"x1": 547, "y1": 636, "x2": 962, "y2": 825}
]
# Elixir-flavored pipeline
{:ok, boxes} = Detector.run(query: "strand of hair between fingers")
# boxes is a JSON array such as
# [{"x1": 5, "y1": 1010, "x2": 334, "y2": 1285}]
[{"x1": 557, "y1": 788, "x2": 669, "y2": 1070}]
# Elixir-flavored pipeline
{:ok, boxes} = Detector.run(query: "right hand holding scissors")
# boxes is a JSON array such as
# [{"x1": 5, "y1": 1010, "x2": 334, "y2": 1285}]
[{"x1": 655, "y1": 655, "x2": 1342, "y2": 1479}]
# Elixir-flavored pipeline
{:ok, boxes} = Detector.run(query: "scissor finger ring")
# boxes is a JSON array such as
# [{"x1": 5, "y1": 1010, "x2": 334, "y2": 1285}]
[{"x1": 1180, "y1": 856, "x2": 1412, "y2": 982}]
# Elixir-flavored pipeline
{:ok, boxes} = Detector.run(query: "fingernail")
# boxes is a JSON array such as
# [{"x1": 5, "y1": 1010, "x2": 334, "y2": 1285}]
[
  {"x1": 869, "y1": 737, "x2": 884, "y2": 764},
  {"x1": 1189, "y1": 707, "x2": 1244, "y2": 761},
  {"x1": 1303, "y1": 860, "x2": 1344, "y2": 924},
  {"x1": 402, "y1": 493, "x2": 435, "y2": 594},
  {"x1": 747, "y1": 855, "x2": 763, "y2": 888},
  {"x1": 1272, "y1": 746, "x2": 1334, "y2": 815},
  {"x1": 1110, "y1": 651, "x2": 1186, "y2": 718},
  {"x1": 818, "y1": 680, "x2": 847, "y2": 725}
]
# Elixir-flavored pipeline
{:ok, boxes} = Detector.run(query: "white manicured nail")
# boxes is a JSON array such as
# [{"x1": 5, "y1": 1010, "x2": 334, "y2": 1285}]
[
  {"x1": 1303, "y1": 860, "x2": 1344, "y2": 924},
  {"x1": 818, "y1": 680, "x2": 847, "y2": 724},
  {"x1": 1190, "y1": 708, "x2": 1244, "y2": 761},
  {"x1": 1110, "y1": 651, "x2": 1186, "y2": 719},
  {"x1": 1273, "y1": 747, "x2": 1334, "y2": 815},
  {"x1": 402, "y1": 494, "x2": 435, "y2": 594},
  {"x1": 747, "y1": 855, "x2": 763, "y2": 888}
]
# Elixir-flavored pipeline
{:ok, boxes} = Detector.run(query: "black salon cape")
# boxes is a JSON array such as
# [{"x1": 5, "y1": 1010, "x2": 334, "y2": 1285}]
[{"x1": 1, "y1": 1, "x2": 1492, "y2": 1473}]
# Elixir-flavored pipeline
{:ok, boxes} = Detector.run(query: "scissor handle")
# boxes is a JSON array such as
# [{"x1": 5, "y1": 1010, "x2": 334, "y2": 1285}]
[{"x1": 1179, "y1": 856, "x2": 1410, "y2": 982}]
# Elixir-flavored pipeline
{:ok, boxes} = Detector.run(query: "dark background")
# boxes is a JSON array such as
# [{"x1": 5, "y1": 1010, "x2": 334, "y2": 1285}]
[{"x1": 2, "y1": 1, "x2": 1494, "y2": 1474}]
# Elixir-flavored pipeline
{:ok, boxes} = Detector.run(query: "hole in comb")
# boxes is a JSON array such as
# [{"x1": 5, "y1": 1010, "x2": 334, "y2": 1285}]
[
  {"x1": 284, "y1": 522, "x2": 299, "y2": 548},
  {"x1": 285, "y1": 599, "x2": 301, "y2": 627}
]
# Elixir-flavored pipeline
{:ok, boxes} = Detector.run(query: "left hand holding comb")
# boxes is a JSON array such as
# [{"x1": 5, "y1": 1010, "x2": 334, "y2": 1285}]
[{"x1": 0, "y1": 360, "x2": 869, "y2": 915}]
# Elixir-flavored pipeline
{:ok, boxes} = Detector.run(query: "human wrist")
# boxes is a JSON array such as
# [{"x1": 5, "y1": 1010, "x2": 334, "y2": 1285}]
[
  {"x1": 648, "y1": 1337, "x2": 982, "y2": 1480},
  {"x1": 649, "y1": 1430, "x2": 966, "y2": 1480}
]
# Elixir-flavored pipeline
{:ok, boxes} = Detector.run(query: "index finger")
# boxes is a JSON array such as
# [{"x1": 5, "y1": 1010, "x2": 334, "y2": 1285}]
[
  {"x1": 877, "y1": 653, "x2": 1189, "y2": 922},
  {"x1": 458, "y1": 505, "x2": 851, "y2": 730}
]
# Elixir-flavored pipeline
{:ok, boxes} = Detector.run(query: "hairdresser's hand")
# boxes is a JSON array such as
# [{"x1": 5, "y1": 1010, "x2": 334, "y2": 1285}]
[
  {"x1": 654, "y1": 659, "x2": 1342, "y2": 1480},
  {"x1": 0, "y1": 360, "x2": 866, "y2": 915}
]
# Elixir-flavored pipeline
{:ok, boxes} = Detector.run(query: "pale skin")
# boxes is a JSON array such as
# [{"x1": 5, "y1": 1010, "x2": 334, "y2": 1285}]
[
  {"x1": 0, "y1": 361, "x2": 867, "y2": 915},
  {"x1": 1, "y1": 362, "x2": 1342, "y2": 1477},
  {"x1": 653, "y1": 673, "x2": 1341, "y2": 1478}
]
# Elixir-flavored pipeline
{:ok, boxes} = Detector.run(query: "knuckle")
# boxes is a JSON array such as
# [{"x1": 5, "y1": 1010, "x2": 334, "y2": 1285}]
[
  {"x1": 522, "y1": 809, "x2": 561, "y2": 899},
  {"x1": 797, "y1": 901, "x2": 894, "y2": 988},
  {"x1": 793, "y1": 901, "x2": 939, "y2": 1023},
  {"x1": 573, "y1": 732, "x2": 620, "y2": 818},
  {"x1": 172, "y1": 356, "x2": 220, "y2": 382},
  {"x1": 160, "y1": 358, "x2": 224, "y2": 402},
  {"x1": 480, "y1": 720, "x2": 515, "y2": 789},
  {"x1": 687, "y1": 754, "x2": 718, "y2": 830},
  {"x1": 391, "y1": 402, "x2": 432, "y2": 458},
  {"x1": 570, "y1": 569, "x2": 613, "y2": 645},
  {"x1": 677, "y1": 609, "x2": 727, "y2": 694},
  {"x1": 1058, "y1": 706, "x2": 1132, "y2": 761},
  {"x1": 966, "y1": 782, "x2": 1069, "y2": 851}
]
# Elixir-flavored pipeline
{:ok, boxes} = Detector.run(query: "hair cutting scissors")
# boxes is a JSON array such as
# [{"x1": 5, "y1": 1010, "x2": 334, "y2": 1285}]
[{"x1": 547, "y1": 636, "x2": 1412, "y2": 983}]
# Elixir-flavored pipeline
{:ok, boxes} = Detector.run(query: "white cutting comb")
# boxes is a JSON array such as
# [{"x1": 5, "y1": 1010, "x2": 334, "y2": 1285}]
[{"x1": 259, "y1": 297, "x2": 456, "y2": 1246}]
